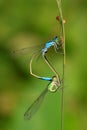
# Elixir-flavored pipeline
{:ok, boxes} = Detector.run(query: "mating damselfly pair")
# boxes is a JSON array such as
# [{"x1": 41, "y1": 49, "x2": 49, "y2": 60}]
[
  {"x1": 18, "y1": 36, "x2": 63, "y2": 120},
  {"x1": 12, "y1": 36, "x2": 63, "y2": 120}
]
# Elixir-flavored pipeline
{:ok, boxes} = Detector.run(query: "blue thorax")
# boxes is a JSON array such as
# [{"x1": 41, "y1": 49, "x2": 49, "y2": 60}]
[{"x1": 42, "y1": 36, "x2": 58, "y2": 54}]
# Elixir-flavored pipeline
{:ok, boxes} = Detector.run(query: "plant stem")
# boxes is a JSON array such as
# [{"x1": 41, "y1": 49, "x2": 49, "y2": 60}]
[{"x1": 56, "y1": 0, "x2": 65, "y2": 130}]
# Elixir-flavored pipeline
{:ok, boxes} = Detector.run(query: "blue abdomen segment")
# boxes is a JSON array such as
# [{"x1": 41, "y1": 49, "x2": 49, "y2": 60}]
[{"x1": 39, "y1": 77, "x2": 52, "y2": 81}]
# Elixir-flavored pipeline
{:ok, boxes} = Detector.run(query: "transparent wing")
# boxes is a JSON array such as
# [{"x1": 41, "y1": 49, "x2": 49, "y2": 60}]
[
  {"x1": 11, "y1": 44, "x2": 43, "y2": 56},
  {"x1": 24, "y1": 84, "x2": 49, "y2": 120}
]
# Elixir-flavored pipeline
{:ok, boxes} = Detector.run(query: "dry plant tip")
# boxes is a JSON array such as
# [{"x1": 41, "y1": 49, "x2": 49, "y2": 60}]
[{"x1": 56, "y1": 15, "x2": 66, "y2": 24}]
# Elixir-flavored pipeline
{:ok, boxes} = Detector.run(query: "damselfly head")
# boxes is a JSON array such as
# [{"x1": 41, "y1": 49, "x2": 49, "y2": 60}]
[
  {"x1": 52, "y1": 36, "x2": 58, "y2": 42},
  {"x1": 53, "y1": 36, "x2": 61, "y2": 47}
]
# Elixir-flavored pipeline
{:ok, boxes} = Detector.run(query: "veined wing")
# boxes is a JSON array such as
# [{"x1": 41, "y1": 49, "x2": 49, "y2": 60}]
[
  {"x1": 11, "y1": 44, "x2": 43, "y2": 55},
  {"x1": 24, "y1": 83, "x2": 49, "y2": 120}
]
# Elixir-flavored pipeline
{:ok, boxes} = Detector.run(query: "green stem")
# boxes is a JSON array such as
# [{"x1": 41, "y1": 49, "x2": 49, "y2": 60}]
[{"x1": 56, "y1": 0, "x2": 65, "y2": 130}]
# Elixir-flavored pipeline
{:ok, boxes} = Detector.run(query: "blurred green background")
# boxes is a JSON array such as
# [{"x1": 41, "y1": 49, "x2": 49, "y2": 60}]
[{"x1": 0, "y1": 0, "x2": 87, "y2": 130}]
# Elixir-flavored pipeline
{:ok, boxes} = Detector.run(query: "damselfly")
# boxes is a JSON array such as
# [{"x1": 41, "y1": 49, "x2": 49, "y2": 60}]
[
  {"x1": 24, "y1": 75, "x2": 61, "y2": 120},
  {"x1": 30, "y1": 36, "x2": 63, "y2": 81},
  {"x1": 11, "y1": 36, "x2": 62, "y2": 81},
  {"x1": 24, "y1": 36, "x2": 62, "y2": 120},
  {"x1": 12, "y1": 36, "x2": 62, "y2": 55}
]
